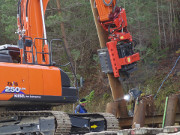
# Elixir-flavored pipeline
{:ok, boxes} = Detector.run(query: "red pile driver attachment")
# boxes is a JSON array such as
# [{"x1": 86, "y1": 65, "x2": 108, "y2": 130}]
[{"x1": 96, "y1": 0, "x2": 140, "y2": 80}]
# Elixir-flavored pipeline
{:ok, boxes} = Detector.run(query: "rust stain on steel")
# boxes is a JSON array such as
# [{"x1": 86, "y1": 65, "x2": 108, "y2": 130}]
[{"x1": 119, "y1": 113, "x2": 180, "y2": 128}]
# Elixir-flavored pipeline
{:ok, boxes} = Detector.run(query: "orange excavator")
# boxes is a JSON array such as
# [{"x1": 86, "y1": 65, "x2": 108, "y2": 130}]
[
  {"x1": 0, "y1": 0, "x2": 78, "y2": 107},
  {"x1": 0, "y1": 0, "x2": 139, "y2": 134}
]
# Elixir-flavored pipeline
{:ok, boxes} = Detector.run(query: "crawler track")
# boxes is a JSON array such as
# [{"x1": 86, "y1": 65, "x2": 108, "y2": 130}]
[
  {"x1": 99, "y1": 113, "x2": 119, "y2": 131},
  {"x1": 52, "y1": 111, "x2": 71, "y2": 135},
  {"x1": 0, "y1": 111, "x2": 119, "y2": 134}
]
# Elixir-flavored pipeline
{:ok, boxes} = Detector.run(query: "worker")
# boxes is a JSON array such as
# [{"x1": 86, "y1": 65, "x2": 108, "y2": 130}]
[
  {"x1": 75, "y1": 98, "x2": 87, "y2": 114},
  {"x1": 126, "y1": 88, "x2": 144, "y2": 116},
  {"x1": 129, "y1": 88, "x2": 143, "y2": 100}
]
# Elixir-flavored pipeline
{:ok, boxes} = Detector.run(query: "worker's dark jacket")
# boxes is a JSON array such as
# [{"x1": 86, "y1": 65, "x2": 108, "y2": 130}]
[{"x1": 75, "y1": 104, "x2": 87, "y2": 114}]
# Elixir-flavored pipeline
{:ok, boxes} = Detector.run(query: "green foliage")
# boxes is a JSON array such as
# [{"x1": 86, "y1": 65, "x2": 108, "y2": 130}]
[
  {"x1": 85, "y1": 90, "x2": 95, "y2": 103},
  {"x1": 140, "y1": 32, "x2": 169, "y2": 64},
  {"x1": 103, "y1": 93, "x2": 110, "y2": 100},
  {"x1": 157, "y1": 47, "x2": 168, "y2": 60},
  {"x1": 0, "y1": 0, "x2": 18, "y2": 44},
  {"x1": 93, "y1": 54, "x2": 99, "y2": 64},
  {"x1": 71, "y1": 49, "x2": 81, "y2": 61},
  {"x1": 46, "y1": 14, "x2": 63, "y2": 27},
  {"x1": 143, "y1": 72, "x2": 179, "y2": 114},
  {"x1": 151, "y1": 36, "x2": 160, "y2": 50}
]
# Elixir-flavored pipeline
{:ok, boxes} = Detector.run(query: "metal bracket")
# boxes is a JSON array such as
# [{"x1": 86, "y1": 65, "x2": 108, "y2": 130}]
[
  {"x1": 97, "y1": 48, "x2": 113, "y2": 74},
  {"x1": 0, "y1": 116, "x2": 55, "y2": 135}
]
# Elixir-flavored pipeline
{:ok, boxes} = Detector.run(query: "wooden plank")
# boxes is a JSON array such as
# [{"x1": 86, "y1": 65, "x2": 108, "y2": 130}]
[
  {"x1": 119, "y1": 117, "x2": 133, "y2": 127},
  {"x1": 132, "y1": 99, "x2": 147, "y2": 128},
  {"x1": 106, "y1": 101, "x2": 128, "y2": 118},
  {"x1": 177, "y1": 94, "x2": 180, "y2": 113},
  {"x1": 165, "y1": 94, "x2": 179, "y2": 126},
  {"x1": 119, "y1": 113, "x2": 180, "y2": 128}
]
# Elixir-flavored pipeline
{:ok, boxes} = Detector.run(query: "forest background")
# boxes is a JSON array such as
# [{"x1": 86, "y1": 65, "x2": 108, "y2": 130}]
[{"x1": 0, "y1": 0, "x2": 179, "y2": 113}]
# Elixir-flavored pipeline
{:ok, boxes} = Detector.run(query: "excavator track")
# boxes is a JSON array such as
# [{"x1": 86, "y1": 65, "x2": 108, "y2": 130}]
[
  {"x1": 99, "y1": 113, "x2": 119, "y2": 131},
  {"x1": 70, "y1": 112, "x2": 119, "y2": 133},
  {"x1": 0, "y1": 111, "x2": 119, "y2": 134},
  {"x1": 51, "y1": 111, "x2": 71, "y2": 135}
]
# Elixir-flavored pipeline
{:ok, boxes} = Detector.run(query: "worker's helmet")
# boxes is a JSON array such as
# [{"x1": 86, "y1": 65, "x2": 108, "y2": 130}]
[
  {"x1": 129, "y1": 88, "x2": 142, "y2": 100},
  {"x1": 80, "y1": 98, "x2": 87, "y2": 104}
]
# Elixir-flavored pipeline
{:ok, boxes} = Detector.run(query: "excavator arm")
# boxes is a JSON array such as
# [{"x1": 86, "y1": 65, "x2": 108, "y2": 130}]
[{"x1": 17, "y1": 0, "x2": 50, "y2": 65}]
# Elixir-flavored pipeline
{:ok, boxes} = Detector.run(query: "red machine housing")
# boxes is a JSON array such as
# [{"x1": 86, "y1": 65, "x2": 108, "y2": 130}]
[{"x1": 95, "y1": 0, "x2": 140, "y2": 78}]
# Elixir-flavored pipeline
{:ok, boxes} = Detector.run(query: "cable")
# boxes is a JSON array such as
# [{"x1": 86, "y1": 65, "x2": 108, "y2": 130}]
[
  {"x1": 113, "y1": 0, "x2": 117, "y2": 12},
  {"x1": 26, "y1": 0, "x2": 29, "y2": 17},
  {"x1": 18, "y1": 0, "x2": 22, "y2": 28},
  {"x1": 154, "y1": 55, "x2": 180, "y2": 99}
]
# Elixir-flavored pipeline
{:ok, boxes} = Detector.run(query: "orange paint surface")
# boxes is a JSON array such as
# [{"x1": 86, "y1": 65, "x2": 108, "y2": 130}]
[
  {"x1": 18, "y1": 0, "x2": 50, "y2": 65},
  {"x1": 0, "y1": 62, "x2": 62, "y2": 101},
  {"x1": 95, "y1": 0, "x2": 116, "y2": 22}
]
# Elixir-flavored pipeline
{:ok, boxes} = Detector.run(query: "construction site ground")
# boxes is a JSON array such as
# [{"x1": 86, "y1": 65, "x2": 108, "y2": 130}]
[{"x1": 85, "y1": 126, "x2": 180, "y2": 135}]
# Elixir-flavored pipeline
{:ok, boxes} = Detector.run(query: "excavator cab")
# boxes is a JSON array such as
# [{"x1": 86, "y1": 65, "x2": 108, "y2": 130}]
[{"x1": 0, "y1": 44, "x2": 20, "y2": 63}]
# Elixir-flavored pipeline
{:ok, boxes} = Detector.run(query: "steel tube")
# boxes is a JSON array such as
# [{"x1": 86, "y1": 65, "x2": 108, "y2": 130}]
[{"x1": 40, "y1": 0, "x2": 48, "y2": 45}]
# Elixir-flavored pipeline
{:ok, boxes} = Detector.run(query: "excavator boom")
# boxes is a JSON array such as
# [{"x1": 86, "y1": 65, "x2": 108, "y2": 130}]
[{"x1": 17, "y1": 0, "x2": 50, "y2": 65}]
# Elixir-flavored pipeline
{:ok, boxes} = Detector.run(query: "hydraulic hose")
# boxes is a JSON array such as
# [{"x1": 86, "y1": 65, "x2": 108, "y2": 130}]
[
  {"x1": 17, "y1": 0, "x2": 21, "y2": 14},
  {"x1": 17, "y1": 0, "x2": 22, "y2": 27},
  {"x1": 103, "y1": 0, "x2": 113, "y2": 6},
  {"x1": 26, "y1": 0, "x2": 29, "y2": 17}
]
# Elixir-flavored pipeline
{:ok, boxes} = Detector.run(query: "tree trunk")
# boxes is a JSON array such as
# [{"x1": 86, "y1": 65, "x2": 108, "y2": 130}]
[
  {"x1": 168, "y1": 0, "x2": 173, "y2": 48},
  {"x1": 135, "y1": 1, "x2": 142, "y2": 48},
  {"x1": 56, "y1": 0, "x2": 74, "y2": 68},
  {"x1": 161, "y1": 0, "x2": 167, "y2": 48},
  {"x1": 172, "y1": 0, "x2": 177, "y2": 46},
  {"x1": 156, "y1": 0, "x2": 161, "y2": 49}
]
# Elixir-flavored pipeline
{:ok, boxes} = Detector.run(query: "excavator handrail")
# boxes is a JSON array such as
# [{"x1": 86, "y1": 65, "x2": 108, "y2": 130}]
[
  {"x1": 23, "y1": 36, "x2": 37, "y2": 64},
  {"x1": 33, "y1": 37, "x2": 51, "y2": 65},
  {"x1": 50, "y1": 39, "x2": 78, "y2": 88}
]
